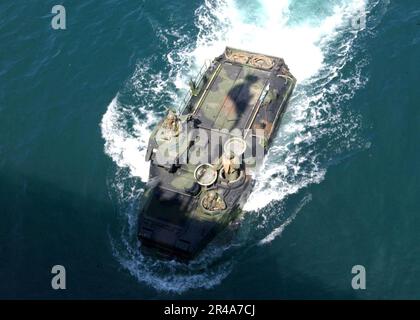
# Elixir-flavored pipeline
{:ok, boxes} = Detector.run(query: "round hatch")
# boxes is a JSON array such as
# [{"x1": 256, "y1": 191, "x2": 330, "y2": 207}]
[
  {"x1": 194, "y1": 163, "x2": 217, "y2": 186},
  {"x1": 224, "y1": 137, "x2": 247, "y2": 157}
]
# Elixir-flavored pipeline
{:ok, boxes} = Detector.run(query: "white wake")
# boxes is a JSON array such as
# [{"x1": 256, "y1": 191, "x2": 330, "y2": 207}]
[{"x1": 100, "y1": 0, "x2": 384, "y2": 293}]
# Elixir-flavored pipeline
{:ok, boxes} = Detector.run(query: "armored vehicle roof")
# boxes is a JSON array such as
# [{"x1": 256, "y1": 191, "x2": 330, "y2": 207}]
[{"x1": 138, "y1": 47, "x2": 296, "y2": 260}]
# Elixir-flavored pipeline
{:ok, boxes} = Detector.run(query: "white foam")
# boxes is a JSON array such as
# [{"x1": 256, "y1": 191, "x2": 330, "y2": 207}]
[
  {"x1": 111, "y1": 235, "x2": 233, "y2": 293},
  {"x1": 259, "y1": 193, "x2": 312, "y2": 245},
  {"x1": 100, "y1": 0, "x2": 385, "y2": 293},
  {"x1": 192, "y1": 0, "x2": 368, "y2": 81},
  {"x1": 100, "y1": 0, "x2": 368, "y2": 185},
  {"x1": 101, "y1": 96, "x2": 156, "y2": 182}
]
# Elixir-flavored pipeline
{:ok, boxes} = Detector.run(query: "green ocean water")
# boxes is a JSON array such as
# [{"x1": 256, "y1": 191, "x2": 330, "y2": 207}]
[{"x1": 0, "y1": 0, "x2": 419, "y2": 299}]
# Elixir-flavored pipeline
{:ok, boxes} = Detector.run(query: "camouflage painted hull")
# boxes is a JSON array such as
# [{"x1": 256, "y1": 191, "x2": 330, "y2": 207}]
[{"x1": 138, "y1": 48, "x2": 296, "y2": 261}]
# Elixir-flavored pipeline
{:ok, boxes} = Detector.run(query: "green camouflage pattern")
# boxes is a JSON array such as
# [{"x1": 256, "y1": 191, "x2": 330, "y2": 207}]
[{"x1": 138, "y1": 47, "x2": 296, "y2": 260}]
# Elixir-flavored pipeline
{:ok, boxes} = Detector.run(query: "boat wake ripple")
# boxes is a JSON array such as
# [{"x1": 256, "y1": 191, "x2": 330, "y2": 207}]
[{"x1": 100, "y1": 0, "x2": 387, "y2": 293}]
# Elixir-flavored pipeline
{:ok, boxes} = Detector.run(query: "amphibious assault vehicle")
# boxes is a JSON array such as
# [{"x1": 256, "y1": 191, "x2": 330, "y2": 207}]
[{"x1": 138, "y1": 47, "x2": 296, "y2": 261}]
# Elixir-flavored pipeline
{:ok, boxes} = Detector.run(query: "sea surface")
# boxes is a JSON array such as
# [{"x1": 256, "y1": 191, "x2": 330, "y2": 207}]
[{"x1": 0, "y1": 0, "x2": 419, "y2": 299}]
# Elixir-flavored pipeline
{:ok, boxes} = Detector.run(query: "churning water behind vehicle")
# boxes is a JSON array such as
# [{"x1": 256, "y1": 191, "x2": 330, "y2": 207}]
[{"x1": 101, "y1": 0, "x2": 384, "y2": 293}]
